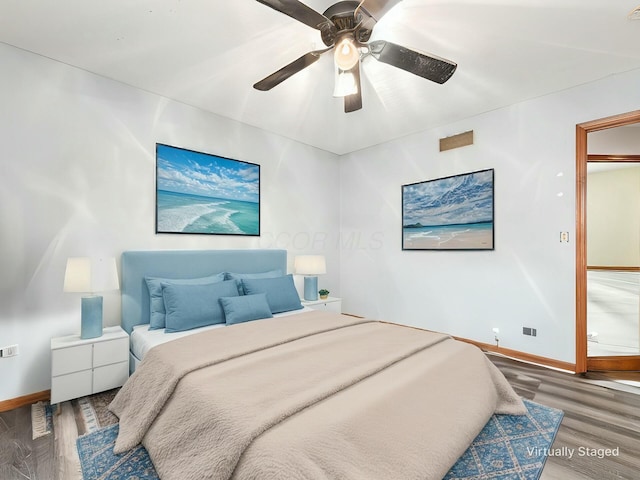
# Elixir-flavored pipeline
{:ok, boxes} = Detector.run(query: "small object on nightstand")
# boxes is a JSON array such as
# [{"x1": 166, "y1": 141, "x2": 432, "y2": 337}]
[
  {"x1": 50, "y1": 326, "x2": 129, "y2": 405},
  {"x1": 302, "y1": 296, "x2": 342, "y2": 313},
  {"x1": 318, "y1": 289, "x2": 329, "y2": 300}
]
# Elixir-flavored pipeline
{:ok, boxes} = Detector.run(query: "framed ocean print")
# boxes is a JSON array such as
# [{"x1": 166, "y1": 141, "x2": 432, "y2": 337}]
[
  {"x1": 402, "y1": 168, "x2": 494, "y2": 250},
  {"x1": 156, "y1": 143, "x2": 260, "y2": 236}
]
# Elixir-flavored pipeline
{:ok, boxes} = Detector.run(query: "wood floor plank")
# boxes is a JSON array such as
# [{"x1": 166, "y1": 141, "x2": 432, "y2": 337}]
[
  {"x1": 53, "y1": 401, "x2": 82, "y2": 480},
  {"x1": 33, "y1": 423, "x2": 56, "y2": 480}
]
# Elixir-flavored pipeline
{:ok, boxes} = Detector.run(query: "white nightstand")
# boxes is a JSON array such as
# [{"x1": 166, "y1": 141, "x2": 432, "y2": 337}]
[
  {"x1": 51, "y1": 326, "x2": 129, "y2": 404},
  {"x1": 302, "y1": 296, "x2": 342, "y2": 313}
]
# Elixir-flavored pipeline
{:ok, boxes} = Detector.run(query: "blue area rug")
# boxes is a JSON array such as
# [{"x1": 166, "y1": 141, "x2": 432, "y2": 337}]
[
  {"x1": 77, "y1": 424, "x2": 157, "y2": 480},
  {"x1": 77, "y1": 399, "x2": 562, "y2": 480},
  {"x1": 444, "y1": 400, "x2": 563, "y2": 479}
]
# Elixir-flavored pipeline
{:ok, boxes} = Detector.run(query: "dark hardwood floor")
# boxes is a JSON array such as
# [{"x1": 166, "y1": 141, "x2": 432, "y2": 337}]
[
  {"x1": 0, "y1": 354, "x2": 638, "y2": 479},
  {"x1": 0, "y1": 403, "x2": 55, "y2": 480}
]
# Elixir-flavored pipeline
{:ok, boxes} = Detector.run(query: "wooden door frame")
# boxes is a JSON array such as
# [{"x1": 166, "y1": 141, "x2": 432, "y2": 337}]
[{"x1": 575, "y1": 110, "x2": 640, "y2": 373}]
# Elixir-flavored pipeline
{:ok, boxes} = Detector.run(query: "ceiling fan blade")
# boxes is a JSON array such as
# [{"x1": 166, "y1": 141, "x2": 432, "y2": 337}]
[
  {"x1": 344, "y1": 63, "x2": 363, "y2": 113},
  {"x1": 356, "y1": 0, "x2": 402, "y2": 21},
  {"x1": 253, "y1": 49, "x2": 329, "y2": 91},
  {"x1": 255, "y1": 0, "x2": 334, "y2": 31},
  {"x1": 368, "y1": 40, "x2": 457, "y2": 84}
]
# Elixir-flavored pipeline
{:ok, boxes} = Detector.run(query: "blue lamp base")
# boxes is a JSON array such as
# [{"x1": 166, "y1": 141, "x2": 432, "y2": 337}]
[
  {"x1": 303, "y1": 276, "x2": 318, "y2": 301},
  {"x1": 81, "y1": 296, "x2": 103, "y2": 339}
]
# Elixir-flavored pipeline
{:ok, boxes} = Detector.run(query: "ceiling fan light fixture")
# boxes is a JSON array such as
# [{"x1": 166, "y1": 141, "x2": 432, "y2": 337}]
[
  {"x1": 334, "y1": 37, "x2": 360, "y2": 71},
  {"x1": 252, "y1": 0, "x2": 457, "y2": 113},
  {"x1": 333, "y1": 68, "x2": 358, "y2": 97}
]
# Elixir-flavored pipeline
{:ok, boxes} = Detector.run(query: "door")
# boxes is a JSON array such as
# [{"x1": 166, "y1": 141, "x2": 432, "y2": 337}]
[{"x1": 576, "y1": 110, "x2": 640, "y2": 372}]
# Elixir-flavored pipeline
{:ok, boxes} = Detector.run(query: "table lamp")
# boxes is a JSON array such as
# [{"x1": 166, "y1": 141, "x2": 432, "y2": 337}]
[
  {"x1": 294, "y1": 255, "x2": 326, "y2": 301},
  {"x1": 64, "y1": 257, "x2": 119, "y2": 339}
]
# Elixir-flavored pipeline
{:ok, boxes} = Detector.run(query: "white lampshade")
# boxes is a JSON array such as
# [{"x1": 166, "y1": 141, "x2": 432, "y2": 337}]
[
  {"x1": 64, "y1": 257, "x2": 119, "y2": 293},
  {"x1": 63, "y1": 257, "x2": 92, "y2": 292},
  {"x1": 294, "y1": 255, "x2": 326, "y2": 275}
]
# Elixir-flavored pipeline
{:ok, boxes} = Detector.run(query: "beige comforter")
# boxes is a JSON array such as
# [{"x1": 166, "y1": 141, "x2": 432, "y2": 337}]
[{"x1": 110, "y1": 310, "x2": 525, "y2": 480}]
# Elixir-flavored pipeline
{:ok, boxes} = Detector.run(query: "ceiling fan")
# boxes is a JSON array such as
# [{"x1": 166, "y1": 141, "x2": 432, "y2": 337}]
[{"x1": 253, "y1": 0, "x2": 457, "y2": 113}]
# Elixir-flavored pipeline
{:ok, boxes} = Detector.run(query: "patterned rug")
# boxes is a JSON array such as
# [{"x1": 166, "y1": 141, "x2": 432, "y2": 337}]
[
  {"x1": 31, "y1": 400, "x2": 54, "y2": 439},
  {"x1": 77, "y1": 399, "x2": 562, "y2": 480},
  {"x1": 72, "y1": 388, "x2": 120, "y2": 436},
  {"x1": 444, "y1": 400, "x2": 563, "y2": 479}
]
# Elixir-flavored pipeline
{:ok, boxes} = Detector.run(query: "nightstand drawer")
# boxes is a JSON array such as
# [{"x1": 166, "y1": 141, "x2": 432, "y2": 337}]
[
  {"x1": 94, "y1": 337, "x2": 129, "y2": 367},
  {"x1": 52, "y1": 344, "x2": 92, "y2": 376},
  {"x1": 93, "y1": 361, "x2": 129, "y2": 393},
  {"x1": 314, "y1": 301, "x2": 341, "y2": 313},
  {"x1": 51, "y1": 369, "x2": 92, "y2": 404}
]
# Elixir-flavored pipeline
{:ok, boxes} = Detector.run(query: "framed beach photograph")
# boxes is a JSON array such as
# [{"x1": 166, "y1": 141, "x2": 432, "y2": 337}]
[
  {"x1": 402, "y1": 169, "x2": 494, "y2": 250},
  {"x1": 156, "y1": 143, "x2": 260, "y2": 236}
]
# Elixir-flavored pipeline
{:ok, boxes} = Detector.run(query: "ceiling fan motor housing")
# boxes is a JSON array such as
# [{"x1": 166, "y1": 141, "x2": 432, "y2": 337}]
[{"x1": 322, "y1": 1, "x2": 374, "y2": 46}]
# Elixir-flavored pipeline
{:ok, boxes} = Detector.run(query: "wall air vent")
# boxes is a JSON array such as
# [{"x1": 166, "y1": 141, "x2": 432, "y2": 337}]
[{"x1": 439, "y1": 130, "x2": 474, "y2": 152}]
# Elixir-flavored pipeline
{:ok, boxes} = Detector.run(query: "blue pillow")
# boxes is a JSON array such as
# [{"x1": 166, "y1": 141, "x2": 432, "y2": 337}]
[
  {"x1": 225, "y1": 269, "x2": 283, "y2": 295},
  {"x1": 145, "y1": 273, "x2": 225, "y2": 330},
  {"x1": 162, "y1": 280, "x2": 239, "y2": 333},
  {"x1": 241, "y1": 274, "x2": 303, "y2": 314},
  {"x1": 219, "y1": 294, "x2": 273, "y2": 325}
]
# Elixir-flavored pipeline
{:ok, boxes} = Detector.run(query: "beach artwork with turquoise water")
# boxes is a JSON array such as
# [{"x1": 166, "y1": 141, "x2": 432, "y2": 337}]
[
  {"x1": 156, "y1": 144, "x2": 260, "y2": 235},
  {"x1": 402, "y1": 169, "x2": 494, "y2": 250}
]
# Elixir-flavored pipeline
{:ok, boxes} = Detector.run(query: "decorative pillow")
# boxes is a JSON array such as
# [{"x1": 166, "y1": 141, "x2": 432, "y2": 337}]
[
  {"x1": 241, "y1": 274, "x2": 303, "y2": 314},
  {"x1": 225, "y1": 269, "x2": 283, "y2": 295},
  {"x1": 219, "y1": 294, "x2": 273, "y2": 325},
  {"x1": 162, "y1": 280, "x2": 239, "y2": 333},
  {"x1": 145, "y1": 273, "x2": 225, "y2": 330}
]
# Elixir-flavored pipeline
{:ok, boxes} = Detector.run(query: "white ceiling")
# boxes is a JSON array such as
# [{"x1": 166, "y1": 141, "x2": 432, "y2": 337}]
[{"x1": 1, "y1": 0, "x2": 640, "y2": 155}]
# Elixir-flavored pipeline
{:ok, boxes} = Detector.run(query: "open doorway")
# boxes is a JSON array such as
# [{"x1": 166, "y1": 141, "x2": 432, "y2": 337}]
[
  {"x1": 576, "y1": 110, "x2": 640, "y2": 373},
  {"x1": 586, "y1": 161, "x2": 639, "y2": 357}
]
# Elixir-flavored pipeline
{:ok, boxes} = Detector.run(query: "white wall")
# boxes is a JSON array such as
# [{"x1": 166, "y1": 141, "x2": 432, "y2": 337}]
[
  {"x1": 587, "y1": 166, "x2": 640, "y2": 267},
  {"x1": 0, "y1": 43, "x2": 340, "y2": 402},
  {"x1": 588, "y1": 126, "x2": 640, "y2": 154},
  {"x1": 339, "y1": 68, "x2": 640, "y2": 364}
]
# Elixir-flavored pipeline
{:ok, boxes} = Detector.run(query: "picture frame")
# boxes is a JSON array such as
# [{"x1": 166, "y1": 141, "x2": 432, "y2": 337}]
[
  {"x1": 402, "y1": 169, "x2": 494, "y2": 250},
  {"x1": 156, "y1": 143, "x2": 260, "y2": 236}
]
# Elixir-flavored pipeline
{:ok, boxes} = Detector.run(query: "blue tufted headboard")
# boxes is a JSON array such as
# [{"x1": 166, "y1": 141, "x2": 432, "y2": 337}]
[{"x1": 121, "y1": 249, "x2": 288, "y2": 334}]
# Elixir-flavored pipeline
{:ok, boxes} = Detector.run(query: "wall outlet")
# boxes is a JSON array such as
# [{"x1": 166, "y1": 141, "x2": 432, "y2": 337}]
[
  {"x1": 523, "y1": 327, "x2": 537, "y2": 337},
  {"x1": 560, "y1": 231, "x2": 569, "y2": 243},
  {"x1": 0, "y1": 344, "x2": 19, "y2": 357}
]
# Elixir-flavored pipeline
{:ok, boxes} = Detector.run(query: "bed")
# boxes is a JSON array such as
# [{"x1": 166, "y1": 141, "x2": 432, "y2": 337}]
[
  {"x1": 112, "y1": 249, "x2": 527, "y2": 480},
  {"x1": 121, "y1": 249, "x2": 292, "y2": 371}
]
